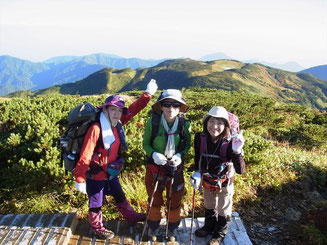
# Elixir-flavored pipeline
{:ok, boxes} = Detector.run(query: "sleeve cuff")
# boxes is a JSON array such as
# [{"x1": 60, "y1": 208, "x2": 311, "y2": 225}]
[
  {"x1": 75, "y1": 176, "x2": 86, "y2": 183},
  {"x1": 143, "y1": 92, "x2": 151, "y2": 98},
  {"x1": 233, "y1": 149, "x2": 244, "y2": 157}
]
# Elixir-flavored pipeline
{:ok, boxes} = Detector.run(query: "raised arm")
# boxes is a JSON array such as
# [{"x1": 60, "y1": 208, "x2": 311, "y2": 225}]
[{"x1": 121, "y1": 79, "x2": 158, "y2": 125}]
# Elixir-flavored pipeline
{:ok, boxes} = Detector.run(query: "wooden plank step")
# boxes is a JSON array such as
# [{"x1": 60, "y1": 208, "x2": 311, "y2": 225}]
[
  {"x1": 68, "y1": 212, "x2": 252, "y2": 245},
  {"x1": 0, "y1": 212, "x2": 252, "y2": 245},
  {"x1": 0, "y1": 213, "x2": 78, "y2": 245}
]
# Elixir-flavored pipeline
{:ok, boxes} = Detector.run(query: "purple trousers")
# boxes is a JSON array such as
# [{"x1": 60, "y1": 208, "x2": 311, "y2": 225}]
[
  {"x1": 86, "y1": 177, "x2": 144, "y2": 223},
  {"x1": 86, "y1": 177, "x2": 125, "y2": 208}
]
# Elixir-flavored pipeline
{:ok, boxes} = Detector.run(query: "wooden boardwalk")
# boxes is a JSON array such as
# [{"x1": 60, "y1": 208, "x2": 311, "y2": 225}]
[
  {"x1": 0, "y1": 213, "x2": 77, "y2": 245},
  {"x1": 0, "y1": 212, "x2": 252, "y2": 245}
]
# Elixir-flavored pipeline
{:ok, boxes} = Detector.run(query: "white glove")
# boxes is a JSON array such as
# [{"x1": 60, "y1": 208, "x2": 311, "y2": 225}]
[
  {"x1": 232, "y1": 130, "x2": 245, "y2": 154},
  {"x1": 74, "y1": 181, "x2": 87, "y2": 194},
  {"x1": 170, "y1": 153, "x2": 182, "y2": 167},
  {"x1": 189, "y1": 171, "x2": 201, "y2": 190},
  {"x1": 152, "y1": 152, "x2": 167, "y2": 165},
  {"x1": 145, "y1": 79, "x2": 158, "y2": 96}
]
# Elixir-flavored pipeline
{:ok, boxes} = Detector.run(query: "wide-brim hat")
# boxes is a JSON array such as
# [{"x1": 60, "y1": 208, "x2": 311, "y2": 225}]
[
  {"x1": 152, "y1": 89, "x2": 188, "y2": 114},
  {"x1": 202, "y1": 106, "x2": 230, "y2": 128},
  {"x1": 97, "y1": 95, "x2": 128, "y2": 114}
]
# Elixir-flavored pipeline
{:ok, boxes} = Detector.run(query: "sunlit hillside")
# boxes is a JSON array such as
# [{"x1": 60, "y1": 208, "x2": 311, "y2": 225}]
[{"x1": 8, "y1": 59, "x2": 327, "y2": 110}]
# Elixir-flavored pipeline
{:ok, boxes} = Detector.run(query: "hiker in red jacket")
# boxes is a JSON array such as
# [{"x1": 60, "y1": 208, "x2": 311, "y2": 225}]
[
  {"x1": 74, "y1": 79, "x2": 158, "y2": 239},
  {"x1": 189, "y1": 106, "x2": 245, "y2": 245}
]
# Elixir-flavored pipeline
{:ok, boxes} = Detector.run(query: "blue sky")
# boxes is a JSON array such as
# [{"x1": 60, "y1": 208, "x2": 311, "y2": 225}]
[{"x1": 0, "y1": 0, "x2": 326, "y2": 68}]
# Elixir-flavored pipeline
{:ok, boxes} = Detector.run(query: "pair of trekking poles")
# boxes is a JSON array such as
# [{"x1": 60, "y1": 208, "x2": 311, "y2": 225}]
[{"x1": 139, "y1": 164, "x2": 197, "y2": 244}]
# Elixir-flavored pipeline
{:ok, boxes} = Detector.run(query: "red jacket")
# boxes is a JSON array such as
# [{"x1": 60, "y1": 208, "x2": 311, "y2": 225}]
[{"x1": 74, "y1": 92, "x2": 151, "y2": 183}]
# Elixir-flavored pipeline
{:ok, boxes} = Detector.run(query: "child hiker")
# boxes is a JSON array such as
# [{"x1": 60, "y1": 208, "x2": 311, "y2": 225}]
[
  {"x1": 73, "y1": 79, "x2": 158, "y2": 239},
  {"x1": 189, "y1": 106, "x2": 245, "y2": 245},
  {"x1": 142, "y1": 89, "x2": 191, "y2": 241}
]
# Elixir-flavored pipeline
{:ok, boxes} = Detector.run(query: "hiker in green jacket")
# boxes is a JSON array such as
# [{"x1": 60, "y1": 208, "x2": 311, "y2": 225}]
[{"x1": 142, "y1": 89, "x2": 191, "y2": 241}]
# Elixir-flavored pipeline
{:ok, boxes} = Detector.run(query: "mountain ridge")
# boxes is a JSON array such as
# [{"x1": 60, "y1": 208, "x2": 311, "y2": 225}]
[
  {"x1": 300, "y1": 64, "x2": 327, "y2": 81},
  {"x1": 8, "y1": 59, "x2": 327, "y2": 110},
  {"x1": 1, "y1": 53, "x2": 324, "y2": 97},
  {"x1": 0, "y1": 54, "x2": 164, "y2": 96}
]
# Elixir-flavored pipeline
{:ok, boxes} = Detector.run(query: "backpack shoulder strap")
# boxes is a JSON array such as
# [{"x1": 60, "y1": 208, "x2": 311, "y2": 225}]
[
  {"x1": 198, "y1": 132, "x2": 207, "y2": 172},
  {"x1": 176, "y1": 114, "x2": 190, "y2": 152},
  {"x1": 87, "y1": 121, "x2": 103, "y2": 157},
  {"x1": 177, "y1": 114, "x2": 186, "y2": 136},
  {"x1": 199, "y1": 132, "x2": 207, "y2": 155},
  {"x1": 150, "y1": 112, "x2": 161, "y2": 146},
  {"x1": 219, "y1": 141, "x2": 229, "y2": 162},
  {"x1": 115, "y1": 121, "x2": 125, "y2": 154},
  {"x1": 94, "y1": 129, "x2": 103, "y2": 153}
]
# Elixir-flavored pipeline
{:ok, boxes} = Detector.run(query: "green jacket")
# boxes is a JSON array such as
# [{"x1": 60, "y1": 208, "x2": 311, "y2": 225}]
[{"x1": 143, "y1": 116, "x2": 192, "y2": 158}]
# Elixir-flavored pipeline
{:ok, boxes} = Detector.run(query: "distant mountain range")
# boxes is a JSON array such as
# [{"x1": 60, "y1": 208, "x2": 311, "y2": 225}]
[
  {"x1": 1, "y1": 53, "x2": 326, "y2": 98},
  {"x1": 299, "y1": 65, "x2": 327, "y2": 82},
  {"x1": 199, "y1": 52, "x2": 305, "y2": 72},
  {"x1": 0, "y1": 53, "x2": 164, "y2": 96},
  {"x1": 8, "y1": 59, "x2": 327, "y2": 110}
]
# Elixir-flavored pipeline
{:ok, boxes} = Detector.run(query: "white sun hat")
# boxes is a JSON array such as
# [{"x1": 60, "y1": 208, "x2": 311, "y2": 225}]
[
  {"x1": 152, "y1": 89, "x2": 188, "y2": 114},
  {"x1": 202, "y1": 106, "x2": 231, "y2": 128}
]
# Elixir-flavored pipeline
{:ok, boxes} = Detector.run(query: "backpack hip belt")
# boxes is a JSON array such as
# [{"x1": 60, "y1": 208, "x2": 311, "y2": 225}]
[
  {"x1": 202, "y1": 172, "x2": 229, "y2": 191},
  {"x1": 149, "y1": 163, "x2": 184, "y2": 192}
]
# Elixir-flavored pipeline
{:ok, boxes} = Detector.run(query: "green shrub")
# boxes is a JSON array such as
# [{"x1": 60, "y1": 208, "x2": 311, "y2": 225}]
[{"x1": 1, "y1": 88, "x2": 326, "y2": 215}]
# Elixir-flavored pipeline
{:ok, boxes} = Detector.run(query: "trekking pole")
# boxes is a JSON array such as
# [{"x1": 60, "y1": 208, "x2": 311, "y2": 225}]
[
  {"x1": 139, "y1": 165, "x2": 163, "y2": 244},
  {"x1": 190, "y1": 188, "x2": 196, "y2": 244},
  {"x1": 165, "y1": 164, "x2": 176, "y2": 241}
]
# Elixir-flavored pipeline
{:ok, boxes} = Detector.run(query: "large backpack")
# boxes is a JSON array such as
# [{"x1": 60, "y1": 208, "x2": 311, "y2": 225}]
[
  {"x1": 59, "y1": 102, "x2": 101, "y2": 173},
  {"x1": 199, "y1": 111, "x2": 240, "y2": 191}
]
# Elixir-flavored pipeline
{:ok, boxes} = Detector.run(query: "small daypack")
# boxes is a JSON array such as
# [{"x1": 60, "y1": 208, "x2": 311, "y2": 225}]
[
  {"x1": 227, "y1": 112, "x2": 240, "y2": 138},
  {"x1": 199, "y1": 111, "x2": 240, "y2": 191},
  {"x1": 59, "y1": 102, "x2": 101, "y2": 173}
]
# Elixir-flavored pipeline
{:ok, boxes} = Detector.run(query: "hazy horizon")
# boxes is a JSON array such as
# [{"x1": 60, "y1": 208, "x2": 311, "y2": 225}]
[{"x1": 1, "y1": 0, "x2": 326, "y2": 69}]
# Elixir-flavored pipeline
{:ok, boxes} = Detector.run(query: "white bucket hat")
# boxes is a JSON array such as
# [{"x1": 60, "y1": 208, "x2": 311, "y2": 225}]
[
  {"x1": 152, "y1": 89, "x2": 188, "y2": 114},
  {"x1": 202, "y1": 106, "x2": 230, "y2": 128}
]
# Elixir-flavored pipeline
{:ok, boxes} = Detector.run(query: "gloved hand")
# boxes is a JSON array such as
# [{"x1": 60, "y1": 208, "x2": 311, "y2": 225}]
[
  {"x1": 189, "y1": 171, "x2": 201, "y2": 190},
  {"x1": 145, "y1": 79, "x2": 158, "y2": 95},
  {"x1": 170, "y1": 153, "x2": 182, "y2": 167},
  {"x1": 74, "y1": 181, "x2": 87, "y2": 194},
  {"x1": 232, "y1": 130, "x2": 245, "y2": 154},
  {"x1": 152, "y1": 152, "x2": 167, "y2": 165}
]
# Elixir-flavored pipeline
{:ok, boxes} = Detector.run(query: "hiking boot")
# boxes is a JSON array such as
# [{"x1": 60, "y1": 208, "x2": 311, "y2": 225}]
[
  {"x1": 128, "y1": 213, "x2": 146, "y2": 226},
  {"x1": 148, "y1": 227, "x2": 159, "y2": 242},
  {"x1": 195, "y1": 226, "x2": 212, "y2": 238},
  {"x1": 167, "y1": 229, "x2": 177, "y2": 242},
  {"x1": 208, "y1": 237, "x2": 223, "y2": 245},
  {"x1": 195, "y1": 209, "x2": 216, "y2": 238},
  {"x1": 116, "y1": 199, "x2": 146, "y2": 224},
  {"x1": 91, "y1": 229, "x2": 115, "y2": 239}
]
